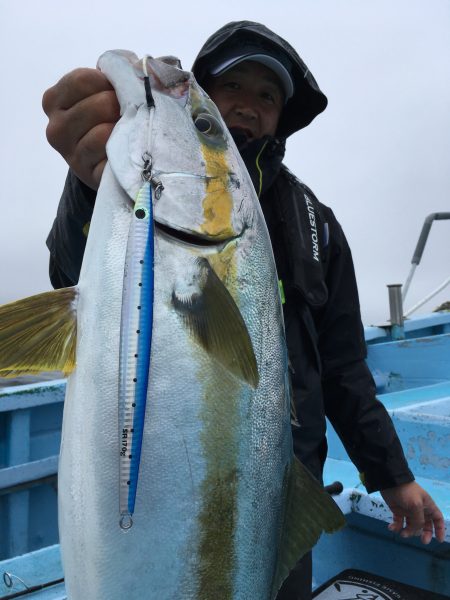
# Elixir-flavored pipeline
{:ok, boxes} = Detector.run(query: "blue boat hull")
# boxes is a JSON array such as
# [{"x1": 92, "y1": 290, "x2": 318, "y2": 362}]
[{"x1": 1, "y1": 312, "x2": 449, "y2": 597}]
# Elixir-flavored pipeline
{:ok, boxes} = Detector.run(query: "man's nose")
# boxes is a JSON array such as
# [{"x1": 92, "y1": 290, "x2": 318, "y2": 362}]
[{"x1": 234, "y1": 104, "x2": 257, "y2": 120}]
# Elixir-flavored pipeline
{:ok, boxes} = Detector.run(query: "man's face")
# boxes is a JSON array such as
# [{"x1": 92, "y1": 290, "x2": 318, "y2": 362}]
[{"x1": 205, "y1": 61, "x2": 284, "y2": 141}]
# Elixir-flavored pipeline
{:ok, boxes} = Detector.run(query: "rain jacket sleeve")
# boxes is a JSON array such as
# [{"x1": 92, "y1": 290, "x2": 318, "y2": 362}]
[
  {"x1": 46, "y1": 170, "x2": 96, "y2": 288},
  {"x1": 316, "y1": 208, "x2": 414, "y2": 493}
]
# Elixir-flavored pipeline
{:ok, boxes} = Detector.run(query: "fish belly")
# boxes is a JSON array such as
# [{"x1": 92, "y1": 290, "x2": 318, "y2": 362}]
[{"x1": 58, "y1": 164, "x2": 290, "y2": 600}]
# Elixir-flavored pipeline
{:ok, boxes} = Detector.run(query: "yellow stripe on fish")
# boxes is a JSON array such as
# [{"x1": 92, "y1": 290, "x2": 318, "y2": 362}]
[{"x1": 200, "y1": 144, "x2": 235, "y2": 239}]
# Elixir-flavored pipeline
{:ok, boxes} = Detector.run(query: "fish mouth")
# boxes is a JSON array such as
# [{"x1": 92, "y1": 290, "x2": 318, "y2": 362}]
[{"x1": 154, "y1": 220, "x2": 238, "y2": 248}]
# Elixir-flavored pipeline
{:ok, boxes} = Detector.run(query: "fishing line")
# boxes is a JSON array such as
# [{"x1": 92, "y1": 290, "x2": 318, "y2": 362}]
[
  {"x1": 142, "y1": 55, "x2": 158, "y2": 189},
  {"x1": 142, "y1": 55, "x2": 155, "y2": 109}
]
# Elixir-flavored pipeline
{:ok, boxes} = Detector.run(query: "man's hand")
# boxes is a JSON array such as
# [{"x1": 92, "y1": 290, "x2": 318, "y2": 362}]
[
  {"x1": 42, "y1": 68, "x2": 120, "y2": 191},
  {"x1": 381, "y1": 481, "x2": 446, "y2": 544}
]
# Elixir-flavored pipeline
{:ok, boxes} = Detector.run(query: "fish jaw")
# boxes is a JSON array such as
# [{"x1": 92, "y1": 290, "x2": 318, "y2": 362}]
[{"x1": 142, "y1": 99, "x2": 249, "y2": 243}]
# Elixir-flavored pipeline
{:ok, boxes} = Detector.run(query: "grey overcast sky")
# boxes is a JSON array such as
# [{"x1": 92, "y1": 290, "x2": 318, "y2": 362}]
[{"x1": 1, "y1": 0, "x2": 449, "y2": 324}]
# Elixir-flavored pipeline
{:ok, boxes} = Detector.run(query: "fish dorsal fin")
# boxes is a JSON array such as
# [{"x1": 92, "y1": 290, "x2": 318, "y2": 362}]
[
  {"x1": 271, "y1": 457, "x2": 346, "y2": 598},
  {"x1": 0, "y1": 287, "x2": 78, "y2": 377},
  {"x1": 172, "y1": 258, "x2": 259, "y2": 388}
]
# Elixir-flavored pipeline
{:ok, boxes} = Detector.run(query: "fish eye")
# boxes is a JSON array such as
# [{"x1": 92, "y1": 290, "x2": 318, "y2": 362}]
[{"x1": 194, "y1": 113, "x2": 223, "y2": 137}]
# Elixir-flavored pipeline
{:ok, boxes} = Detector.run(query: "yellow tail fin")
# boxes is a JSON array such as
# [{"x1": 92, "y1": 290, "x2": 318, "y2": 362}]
[
  {"x1": 271, "y1": 457, "x2": 346, "y2": 597},
  {"x1": 0, "y1": 287, "x2": 78, "y2": 377}
]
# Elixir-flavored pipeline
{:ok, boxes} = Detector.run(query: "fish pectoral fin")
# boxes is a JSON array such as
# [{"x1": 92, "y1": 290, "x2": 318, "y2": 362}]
[
  {"x1": 0, "y1": 286, "x2": 78, "y2": 378},
  {"x1": 271, "y1": 457, "x2": 346, "y2": 598},
  {"x1": 172, "y1": 258, "x2": 259, "y2": 388}
]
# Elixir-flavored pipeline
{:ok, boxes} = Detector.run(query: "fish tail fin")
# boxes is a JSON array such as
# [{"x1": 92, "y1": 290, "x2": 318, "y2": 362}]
[
  {"x1": 271, "y1": 457, "x2": 346, "y2": 598},
  {"x1": 0, "y1": 287, "x2": 78, "y2": 378}
]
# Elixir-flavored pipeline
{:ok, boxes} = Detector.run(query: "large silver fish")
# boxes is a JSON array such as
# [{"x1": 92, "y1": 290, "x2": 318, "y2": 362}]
[{"x1": 0, "y1": 50, "x2": 344, "y2": 599}]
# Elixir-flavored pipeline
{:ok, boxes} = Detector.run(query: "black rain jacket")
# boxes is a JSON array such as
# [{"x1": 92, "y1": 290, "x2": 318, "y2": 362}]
[{"x1": 46, "y1": 21, "x2": 413, "y2": 493}]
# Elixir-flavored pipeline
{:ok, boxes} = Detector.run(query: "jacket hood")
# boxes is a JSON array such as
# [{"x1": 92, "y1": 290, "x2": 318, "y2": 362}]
[{"x1": 192, "y1": 21, "x2": 328, "y2": 139}]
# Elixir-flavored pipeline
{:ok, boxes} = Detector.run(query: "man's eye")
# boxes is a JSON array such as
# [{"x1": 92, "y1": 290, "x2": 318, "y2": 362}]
[
  {"x1": 262, "y1": 92, "x2": 275, "y2": 103},
  {"x1": 224, "y1": 81, "x2": 240, "y2": 90}
]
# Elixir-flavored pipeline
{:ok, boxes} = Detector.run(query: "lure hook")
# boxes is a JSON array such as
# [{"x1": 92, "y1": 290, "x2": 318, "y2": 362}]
[
  {"x1": 142, "y1": 152, "x2": 152, "y2": 181},
  {"x1": 141, "y1": 152, "x2": 164, "y2": 199}
]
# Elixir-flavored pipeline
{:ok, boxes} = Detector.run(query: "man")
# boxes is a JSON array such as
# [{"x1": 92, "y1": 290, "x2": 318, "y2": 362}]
[{"x1": 43, "y1": 21, "x2": 445, "y2": 600}]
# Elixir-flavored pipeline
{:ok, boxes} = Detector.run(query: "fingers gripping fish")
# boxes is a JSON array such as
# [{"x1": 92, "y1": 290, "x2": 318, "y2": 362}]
[{"x1": 0, "y1": 50, "x2": 344, "y2": 600}]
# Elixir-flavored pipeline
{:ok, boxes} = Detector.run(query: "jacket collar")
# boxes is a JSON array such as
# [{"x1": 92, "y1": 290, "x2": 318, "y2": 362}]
[{"x1": 231, "y1": 131, "x2": 286, "y2": 197}]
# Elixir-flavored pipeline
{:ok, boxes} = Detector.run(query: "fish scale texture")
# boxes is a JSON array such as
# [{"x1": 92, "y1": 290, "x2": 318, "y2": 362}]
[{"x1": 58, "y1": 50, "x2": 292, "y2": 600}]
